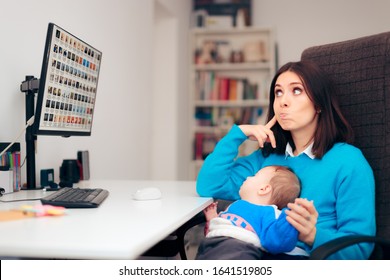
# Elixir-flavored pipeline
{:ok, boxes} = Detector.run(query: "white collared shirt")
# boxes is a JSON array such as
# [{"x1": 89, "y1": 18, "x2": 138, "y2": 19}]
[{"x1": 285, "y1": 142, "x2": 315, "y2": 159}]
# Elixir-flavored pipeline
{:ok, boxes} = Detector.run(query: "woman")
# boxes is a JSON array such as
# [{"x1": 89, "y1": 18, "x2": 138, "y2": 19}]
[{"x1": 196, "y1": 60, "x2": 375, "y2": 259}]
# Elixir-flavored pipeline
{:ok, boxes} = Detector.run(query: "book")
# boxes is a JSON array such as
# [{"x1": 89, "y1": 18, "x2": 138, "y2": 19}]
[
  {"x1": 194, "y1": 133, "x2": 204, "y2": 160},
  {"x1": 229, "y1": 79, "x2": 237, "y2": 100},
  {"x1": 219, "y1": 77, "x2": 230, "y2": 100},
  {"x1": 236, "y1": 79, "x2": 244, "y2": 101}
]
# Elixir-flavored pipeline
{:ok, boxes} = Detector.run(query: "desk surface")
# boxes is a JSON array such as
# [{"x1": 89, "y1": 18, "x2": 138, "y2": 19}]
[{"x1": 0, "y1": 180, "x2": 212, "y2": 259}]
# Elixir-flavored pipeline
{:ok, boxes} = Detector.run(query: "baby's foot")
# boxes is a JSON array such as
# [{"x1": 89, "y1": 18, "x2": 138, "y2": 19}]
[
  {"x1": 203, "y1": 202, "x2": 218, "y2": 236},
  {"x1": 203, "y1": 202, "x2": 218, "y2": 221}
]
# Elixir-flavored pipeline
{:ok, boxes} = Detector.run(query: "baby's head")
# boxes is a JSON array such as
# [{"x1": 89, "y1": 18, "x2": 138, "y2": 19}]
[
  {"x1": 268, "y1": 166, "x2": 301, "y2": 209},
  {"x1": 239, "y1": 165, "x2": 301, "y2": 209}
]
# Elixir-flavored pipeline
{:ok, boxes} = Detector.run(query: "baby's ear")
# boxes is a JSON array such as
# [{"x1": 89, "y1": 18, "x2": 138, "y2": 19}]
[{"x1": 257, "y1": 184, "x2": 272, "y2": 195}]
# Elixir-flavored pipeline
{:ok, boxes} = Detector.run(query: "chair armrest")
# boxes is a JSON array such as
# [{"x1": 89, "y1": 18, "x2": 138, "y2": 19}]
[{"x1": 309, "y1": 235, "x2": 390, "y2": 260}]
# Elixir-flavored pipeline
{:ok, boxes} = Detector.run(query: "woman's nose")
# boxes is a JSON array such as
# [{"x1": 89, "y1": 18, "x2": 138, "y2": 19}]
[{"x1": 279, "y1": 94, "x2": 289, "y2": 107}]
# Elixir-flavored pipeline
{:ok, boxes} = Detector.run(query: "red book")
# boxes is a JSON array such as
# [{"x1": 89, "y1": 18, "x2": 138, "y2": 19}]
[
  {"x1": 195, "y1": 133, "x2": 204, "y2": 160},
  {"x1": 219, "y1": 77, "x2": 230, "y2": 100}
]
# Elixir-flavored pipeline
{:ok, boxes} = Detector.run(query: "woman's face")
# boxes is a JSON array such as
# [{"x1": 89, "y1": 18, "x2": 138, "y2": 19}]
[{"x1": 273, "y1": 71, "x2": 318, "y2": 137}]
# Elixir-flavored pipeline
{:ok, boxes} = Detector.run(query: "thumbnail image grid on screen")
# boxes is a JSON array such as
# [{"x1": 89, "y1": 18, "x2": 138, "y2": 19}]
[{"x1": 35, "y1": 23, "x2": 102, "y2": 136}]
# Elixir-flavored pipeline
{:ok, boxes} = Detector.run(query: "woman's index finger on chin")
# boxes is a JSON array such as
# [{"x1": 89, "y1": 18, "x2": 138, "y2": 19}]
[{"x1": 265, "y1": 116, "x2": 277, "y2": 129}]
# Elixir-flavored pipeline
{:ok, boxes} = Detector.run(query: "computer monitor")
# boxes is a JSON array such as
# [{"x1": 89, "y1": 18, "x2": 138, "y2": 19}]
[
  {"x1": 21, "y1": 23, "x2": 102, "y2": 189},
  {"x1": 34, "y1": 22, "x2": 102, "y2": 137}
]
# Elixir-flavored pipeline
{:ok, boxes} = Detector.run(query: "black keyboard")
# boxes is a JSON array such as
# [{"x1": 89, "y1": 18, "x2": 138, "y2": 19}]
[{"x1": 41, "y1": 187, "x2": 109, "y2": 208}]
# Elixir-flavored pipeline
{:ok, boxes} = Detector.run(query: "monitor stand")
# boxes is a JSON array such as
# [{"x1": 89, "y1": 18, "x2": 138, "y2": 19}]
[{"x1": 20, "y1": 75, "x2": 40, "y2": 189}]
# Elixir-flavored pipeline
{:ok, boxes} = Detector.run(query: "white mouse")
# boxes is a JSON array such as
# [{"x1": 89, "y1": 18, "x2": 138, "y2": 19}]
[{"x1": 132, "y1": 187, "x2": 162, "y2": 201}]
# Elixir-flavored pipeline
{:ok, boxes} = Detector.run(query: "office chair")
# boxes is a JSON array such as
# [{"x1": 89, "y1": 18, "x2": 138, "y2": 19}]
[{"x1": 300, "y1": 31, "x2": 390, "y2": 259}]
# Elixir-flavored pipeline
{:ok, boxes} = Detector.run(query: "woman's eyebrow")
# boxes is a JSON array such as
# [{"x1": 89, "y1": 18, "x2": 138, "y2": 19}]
[
  {"x1": 290, "y1": 82, "x2": 303, "y2": 86},
  {"x1": 275, "y1": 82, "x2": 303, "y2": 87}
]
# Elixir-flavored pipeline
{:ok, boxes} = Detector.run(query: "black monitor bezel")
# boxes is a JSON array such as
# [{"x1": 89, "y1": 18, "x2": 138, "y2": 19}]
[{"x1": 33, "y1": 23, "x2": 102, "y2": 137}]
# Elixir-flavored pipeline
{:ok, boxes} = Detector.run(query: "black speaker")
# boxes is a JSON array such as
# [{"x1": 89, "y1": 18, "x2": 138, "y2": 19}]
[{"x1": 59, "y1": 159, "x2": 80, "y2": 188}]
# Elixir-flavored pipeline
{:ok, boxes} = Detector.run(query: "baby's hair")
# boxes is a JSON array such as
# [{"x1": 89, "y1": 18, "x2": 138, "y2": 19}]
[{"x1": 269, "y1": 166, "x2": 301, "y2": 209}]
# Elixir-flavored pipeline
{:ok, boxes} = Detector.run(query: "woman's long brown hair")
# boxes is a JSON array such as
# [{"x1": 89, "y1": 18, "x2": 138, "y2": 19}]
[{"x1": 262, "y1": 60, "x2": 354, "y2": 159}]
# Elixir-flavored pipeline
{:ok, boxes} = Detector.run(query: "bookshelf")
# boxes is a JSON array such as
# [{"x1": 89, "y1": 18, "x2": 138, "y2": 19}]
[{"x1": 189, "y1": 27, "x2": 276, "y2": 179}]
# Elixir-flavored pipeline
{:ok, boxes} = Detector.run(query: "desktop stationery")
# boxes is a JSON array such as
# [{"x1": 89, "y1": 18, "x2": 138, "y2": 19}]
[{"x1": 0, "y1": 142, "x2": 21, "y2": 193}]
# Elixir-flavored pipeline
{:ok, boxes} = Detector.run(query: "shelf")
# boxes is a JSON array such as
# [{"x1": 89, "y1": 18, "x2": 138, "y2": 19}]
[
  {"x1": 191, "y1": 26, "x2": 270, "y2": 36},
  {"x1": 193, "y1": 126, "x2": 230, "y2": 134},
  {"x1": 194, "y1": 99, "x2": 268, "y2": 107},
  {"x1": 189, "y1": 26, "x2": 275, "y2": 179},
  {"x1": 194, "y1": 159, "x2": 204, "y2": 168},
  {"x1": 193, "y1": 62, "x2": 271, "y2": 71}
]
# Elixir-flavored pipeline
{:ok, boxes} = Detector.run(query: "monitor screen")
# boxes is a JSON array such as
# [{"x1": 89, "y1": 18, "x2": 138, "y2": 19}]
[{"x1": 34, "y1": 23, "x2": 102, "y2": 136}]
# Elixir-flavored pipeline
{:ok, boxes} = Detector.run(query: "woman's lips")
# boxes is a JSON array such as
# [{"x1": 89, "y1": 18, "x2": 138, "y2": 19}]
[{"x1": 279, "y1": 113, "x2": 288, "y2": 120}]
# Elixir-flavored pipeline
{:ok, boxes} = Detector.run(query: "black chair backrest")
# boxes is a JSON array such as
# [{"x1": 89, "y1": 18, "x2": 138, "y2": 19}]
[{"x1": 301, "y1": 32, "x2": 390, "y2": 238}]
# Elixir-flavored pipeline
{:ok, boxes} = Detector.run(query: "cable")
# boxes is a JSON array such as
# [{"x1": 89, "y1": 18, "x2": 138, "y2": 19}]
[
  {"x1": 0, "y1": 115, "x2": 35, "y2": 157},
  {"x1": 0, "y1": 198, "x2": 42, "y2": 203},
  {"x1": 0, "y1": 187, "x2": 44, "y2": 202}
]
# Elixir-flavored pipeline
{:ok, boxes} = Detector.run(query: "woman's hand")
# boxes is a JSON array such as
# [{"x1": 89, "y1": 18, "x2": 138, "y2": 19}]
[
  {"x1": 286, "y1": 198, "x2": 318, "y2": 247},
  {"x1": 238, "y1": 116, "x2": 277, "y2": 148}
]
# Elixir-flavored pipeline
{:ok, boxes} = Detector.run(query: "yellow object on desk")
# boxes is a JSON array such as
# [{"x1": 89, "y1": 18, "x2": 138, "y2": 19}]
[
  {"x1": 0, "y1": 205, "x2": 67, "y2": 222},
  {"x1": 0, "y1": 210, "x2": 35, "y2": 221}
]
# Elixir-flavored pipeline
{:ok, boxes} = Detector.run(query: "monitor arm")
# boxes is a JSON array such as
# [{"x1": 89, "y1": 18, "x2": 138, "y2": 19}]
[{"x1": 20, "y1": 75, "x2": 39, "y2": 189}]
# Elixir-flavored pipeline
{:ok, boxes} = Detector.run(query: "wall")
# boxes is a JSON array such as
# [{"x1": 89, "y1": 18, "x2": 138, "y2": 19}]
[
  {"x1": 151, "y1": 0, "x2": 191, "y2": 180},
  {"x1": 3, "y1": 0, "x2": 389, "y2": 185},
  {"x1": 252, "y1": 0, "x2": 390, "y2": 66},
  {"x1": 0, "y1": 0, "x2": 155, "y2": 184}
]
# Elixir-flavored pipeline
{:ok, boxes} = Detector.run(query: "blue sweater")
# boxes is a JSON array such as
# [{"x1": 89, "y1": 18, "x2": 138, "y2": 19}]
[{"x1": 197, "y1": 125, "x2": 376, "y2": 259}]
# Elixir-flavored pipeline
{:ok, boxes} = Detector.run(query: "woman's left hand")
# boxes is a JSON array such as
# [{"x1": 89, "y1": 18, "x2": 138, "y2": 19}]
[{"x1": 285, "y1": 198, "x2": 318, "y2": 247}]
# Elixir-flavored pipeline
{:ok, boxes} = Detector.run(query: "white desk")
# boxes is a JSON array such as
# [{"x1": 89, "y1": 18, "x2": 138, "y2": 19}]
[{"x1": 0, "y1": 180, "x2": 212, "y2": 259}]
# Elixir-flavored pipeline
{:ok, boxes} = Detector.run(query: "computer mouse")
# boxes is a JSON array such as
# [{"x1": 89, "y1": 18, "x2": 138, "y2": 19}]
[{"x1": 132, "y1": 187, "x2": 162, "y2": 201}]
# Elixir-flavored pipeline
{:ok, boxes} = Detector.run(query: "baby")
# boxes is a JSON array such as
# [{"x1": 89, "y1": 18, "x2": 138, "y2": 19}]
[{"x1": 197, "y1": 165, "x2": 302, "y2": 258}]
